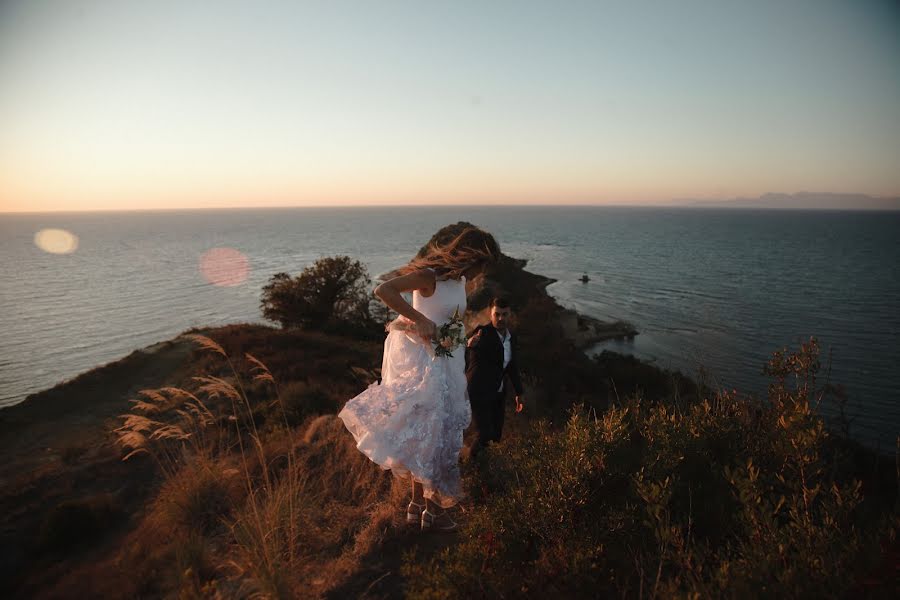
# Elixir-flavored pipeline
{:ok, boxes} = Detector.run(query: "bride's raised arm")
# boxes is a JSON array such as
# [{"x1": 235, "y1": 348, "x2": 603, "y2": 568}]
[{"x1": 374, "y1": 269, "x2": 437, "y2": 342}]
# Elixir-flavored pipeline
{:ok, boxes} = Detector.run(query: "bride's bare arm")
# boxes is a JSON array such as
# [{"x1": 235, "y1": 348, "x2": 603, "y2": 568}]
[{"x1": 374, "y1": 269, "x2": 437, "y2": 341}]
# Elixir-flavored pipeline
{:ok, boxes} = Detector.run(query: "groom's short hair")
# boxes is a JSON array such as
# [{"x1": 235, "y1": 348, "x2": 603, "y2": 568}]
[{"x1": 490, "y1": 296, "x2": 511, "y2": 309}]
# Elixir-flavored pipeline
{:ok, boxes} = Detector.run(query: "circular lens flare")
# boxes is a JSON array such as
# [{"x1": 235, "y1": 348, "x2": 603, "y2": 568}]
[
  {"x1": 34, "y1": 228, "x2": 79, "y2": 254},
  {"x1": 199, "y1": 247, "x2": 250, "y2": 287}
]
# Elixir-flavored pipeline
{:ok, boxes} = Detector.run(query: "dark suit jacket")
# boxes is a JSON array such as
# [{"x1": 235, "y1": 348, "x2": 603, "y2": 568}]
[{"x1": 464, "y1": 324, "x2": 524, "y2": 400}]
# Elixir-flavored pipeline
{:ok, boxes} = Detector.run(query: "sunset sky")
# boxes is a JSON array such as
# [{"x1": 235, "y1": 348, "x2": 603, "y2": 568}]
[{"x1": 1, "y1": 0, "x2": 898, "y2": 212}]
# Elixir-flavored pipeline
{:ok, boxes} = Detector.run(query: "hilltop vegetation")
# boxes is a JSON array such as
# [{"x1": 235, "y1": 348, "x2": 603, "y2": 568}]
[{"x1": 406, "y1": 339, "x2": 898, "y2": 598}]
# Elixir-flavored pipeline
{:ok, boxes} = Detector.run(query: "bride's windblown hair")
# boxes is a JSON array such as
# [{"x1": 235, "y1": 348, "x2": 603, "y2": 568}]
[{"x1": 398, "y1": 226, "x2": 501, "y2": 280}]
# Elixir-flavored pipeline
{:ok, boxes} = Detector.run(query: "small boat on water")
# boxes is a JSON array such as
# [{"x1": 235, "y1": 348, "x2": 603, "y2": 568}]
[{"x1": 579, "y1": 273, "x2": 590, "y2": 283}]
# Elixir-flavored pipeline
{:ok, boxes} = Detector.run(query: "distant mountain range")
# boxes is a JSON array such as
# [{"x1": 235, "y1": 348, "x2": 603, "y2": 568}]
[{"x1": 681, "y1": 192, "x2": 900, "y2": 210}]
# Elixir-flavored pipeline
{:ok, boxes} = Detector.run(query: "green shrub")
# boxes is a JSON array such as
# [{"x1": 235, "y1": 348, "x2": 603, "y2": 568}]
[
  {"x1": 260, "y1": 255, "x2": 374, "y2": 330},
  {"x1": 404, "y1": 340, "x2": 897, "y2": 598}
]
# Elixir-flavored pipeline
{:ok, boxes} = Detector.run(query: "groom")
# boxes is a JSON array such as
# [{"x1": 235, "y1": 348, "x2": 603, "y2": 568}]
[{"x1": 465, "y1": 296, "x2": 525, "y2": 458}]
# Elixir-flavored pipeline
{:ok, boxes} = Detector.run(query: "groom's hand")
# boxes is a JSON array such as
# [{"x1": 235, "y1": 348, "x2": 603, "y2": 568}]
[
  {"x1": 515, "y1": 395, "x2": 524, "y2": 413},
  {"x1": 466, "y1": 330, "x2": 482, "y2": 347}
]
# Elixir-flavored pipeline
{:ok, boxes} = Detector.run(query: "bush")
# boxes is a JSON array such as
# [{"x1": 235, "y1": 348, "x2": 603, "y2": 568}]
[
  {"x1": 159, "y1": 458, "x2": 235, "y2": 536},
  {"x1": 260, "y1": 256, "x2": 373, "y2": 330},
  {"x1": 403, "y1": 340, "x2": 897, "y2": 598}
]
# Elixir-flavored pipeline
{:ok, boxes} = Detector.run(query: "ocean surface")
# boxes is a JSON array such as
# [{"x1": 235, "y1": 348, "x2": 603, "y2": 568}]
[{"x1": 1, "y1": 206, "x2": 898, "y2": 452}]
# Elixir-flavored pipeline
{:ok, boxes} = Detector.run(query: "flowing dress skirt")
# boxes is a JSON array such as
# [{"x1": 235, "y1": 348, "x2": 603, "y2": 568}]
[{"x1": 338, "y1": 328, "x2": 470, "y2": 507}]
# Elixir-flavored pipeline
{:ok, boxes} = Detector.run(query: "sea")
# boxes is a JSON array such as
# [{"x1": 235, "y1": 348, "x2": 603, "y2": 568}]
[{"x1": 1, "y1": 206, "x2": 898, "y2": 453}]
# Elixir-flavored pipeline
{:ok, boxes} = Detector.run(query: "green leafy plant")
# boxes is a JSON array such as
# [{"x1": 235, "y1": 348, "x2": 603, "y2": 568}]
[
  {"x1": 260, "y1": 255, "x2": 373, "y2": 330},
  {"x1": 404, "y1": 339, "x2": 898, "y2": 599}
]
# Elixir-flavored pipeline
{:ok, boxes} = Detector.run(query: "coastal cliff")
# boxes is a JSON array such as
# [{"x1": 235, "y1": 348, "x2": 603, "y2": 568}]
[{"x1": 0, "y1": 225, "x2": 895, "y2": 599}]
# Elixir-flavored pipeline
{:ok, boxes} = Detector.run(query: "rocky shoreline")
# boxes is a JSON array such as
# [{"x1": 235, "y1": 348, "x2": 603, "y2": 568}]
[{"x1": 480, "y1": 256, "x2": 639, "y2": 349}]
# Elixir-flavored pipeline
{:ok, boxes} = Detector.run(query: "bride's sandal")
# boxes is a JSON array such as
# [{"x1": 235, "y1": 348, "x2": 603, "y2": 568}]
[
  {"x1": 421, "y1": 508, "x2": 459, "y2": 532},
  {"x1": 406, "y1": 501, "x2": 425, "y2": 524}
]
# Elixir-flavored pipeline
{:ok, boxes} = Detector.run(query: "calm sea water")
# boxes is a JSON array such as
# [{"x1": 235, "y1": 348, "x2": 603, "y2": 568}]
[{"x1": 1, "y1": 206, "x2": 898, "y2": 452}]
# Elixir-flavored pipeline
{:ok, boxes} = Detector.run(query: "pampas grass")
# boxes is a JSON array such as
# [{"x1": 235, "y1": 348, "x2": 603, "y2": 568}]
[{"x1": 112, "y1": 332, "x2": 398, "y2": 597}]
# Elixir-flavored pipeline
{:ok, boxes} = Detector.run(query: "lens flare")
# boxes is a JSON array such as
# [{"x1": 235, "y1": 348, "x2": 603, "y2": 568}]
[
  {"x1": 34, "y1": 228, "x2": 79, "y2": 254},
  {"x1": 199, "y1": 247, "x2": 250, "y2": 287}
]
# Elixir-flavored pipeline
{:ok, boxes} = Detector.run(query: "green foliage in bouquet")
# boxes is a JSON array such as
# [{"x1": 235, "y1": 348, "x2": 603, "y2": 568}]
[{"x1": 434, "y1": 306, "x2": 465, "y2": 358}]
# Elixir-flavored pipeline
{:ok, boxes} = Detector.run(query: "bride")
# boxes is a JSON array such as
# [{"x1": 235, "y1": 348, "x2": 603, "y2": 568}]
[{"x1": 338, "y1": 226, "x2": 501, "y2": 531}]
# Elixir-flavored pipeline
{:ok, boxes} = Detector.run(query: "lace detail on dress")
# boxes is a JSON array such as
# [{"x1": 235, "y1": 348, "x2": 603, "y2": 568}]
[{"x1": 338, "y1": 274, "x2": 470, "y2": 507}]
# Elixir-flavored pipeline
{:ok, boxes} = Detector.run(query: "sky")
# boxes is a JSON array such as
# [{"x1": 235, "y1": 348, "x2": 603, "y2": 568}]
[{"x1": 1, "y1": 0, "x2": 898, "y2": 212}]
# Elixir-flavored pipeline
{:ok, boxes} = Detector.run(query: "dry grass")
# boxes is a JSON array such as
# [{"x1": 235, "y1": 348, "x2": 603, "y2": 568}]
[{"x1": 107, "y1": 332, "x2": 407, "y2": 598}]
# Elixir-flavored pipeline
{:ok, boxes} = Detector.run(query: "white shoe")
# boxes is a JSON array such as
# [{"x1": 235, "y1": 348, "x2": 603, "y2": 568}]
[
  {"x1": 406, "y1": 500, "x2": 425, "y2": 524},
  {"x1": 421, "y1": 508, "x2": 459, "y2": 532}
]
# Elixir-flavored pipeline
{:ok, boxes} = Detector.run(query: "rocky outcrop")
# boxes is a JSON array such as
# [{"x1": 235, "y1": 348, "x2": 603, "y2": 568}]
[{"x1": 418, "y1": 221, "x2": 638, "y2": 346}]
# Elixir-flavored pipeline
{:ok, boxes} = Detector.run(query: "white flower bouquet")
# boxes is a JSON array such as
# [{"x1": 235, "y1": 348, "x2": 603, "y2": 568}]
[{"x1": 434, "y1": 306, "x2": 465, "y2": 358}]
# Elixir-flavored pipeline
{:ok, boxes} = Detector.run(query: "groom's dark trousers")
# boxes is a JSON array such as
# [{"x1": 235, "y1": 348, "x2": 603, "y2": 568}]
[{"x1": 464, "y1": 324, "x2": 523, "y2": 457}]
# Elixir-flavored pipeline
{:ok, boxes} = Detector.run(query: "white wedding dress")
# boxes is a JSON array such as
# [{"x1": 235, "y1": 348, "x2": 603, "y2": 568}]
[{"x1": 338, "y1": 272, "x2": 470, "y2": 507}]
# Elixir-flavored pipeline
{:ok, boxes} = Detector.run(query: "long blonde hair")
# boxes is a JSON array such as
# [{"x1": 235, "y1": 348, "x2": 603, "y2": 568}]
[{"x1": 398, "y1": 226, "x2": 501, "y2": 280}]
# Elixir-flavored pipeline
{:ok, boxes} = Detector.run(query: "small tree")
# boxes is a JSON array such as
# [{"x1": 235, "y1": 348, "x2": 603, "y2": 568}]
[{"x1": 260, "y1": 256, "x2": 373, "y2": 330}]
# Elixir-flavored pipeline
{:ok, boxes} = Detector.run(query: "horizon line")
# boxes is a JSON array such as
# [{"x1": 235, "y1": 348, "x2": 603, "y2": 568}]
[
  {"x1": 4, "y1": 191, "x2": 900, "y2": 215},
  {"x1": 5, "y1": 203, "x2": 900, "y2": 216},
  {"x1": 0, "y1": 201, "x2": 683, "y2": 215}
]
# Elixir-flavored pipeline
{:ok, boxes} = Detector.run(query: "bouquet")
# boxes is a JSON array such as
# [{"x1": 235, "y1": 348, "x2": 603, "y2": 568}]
[{"x1": 434, "y1": 306, "x2": 466, "y2": 358}]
